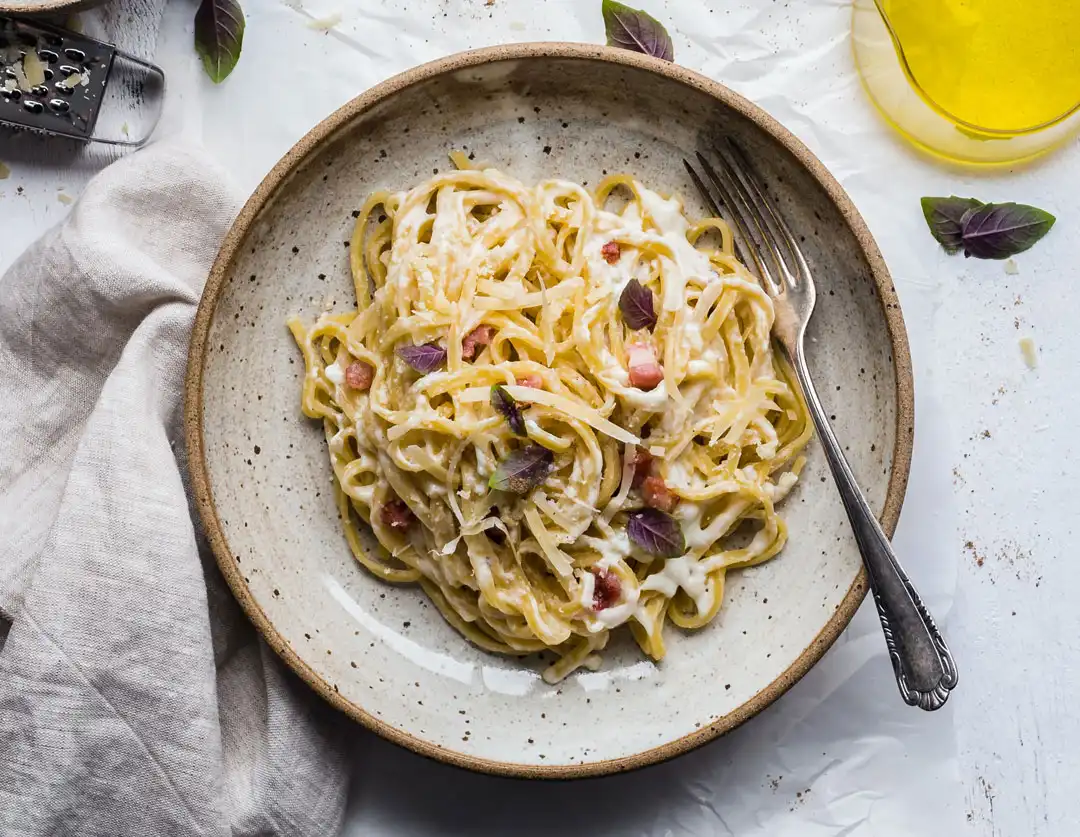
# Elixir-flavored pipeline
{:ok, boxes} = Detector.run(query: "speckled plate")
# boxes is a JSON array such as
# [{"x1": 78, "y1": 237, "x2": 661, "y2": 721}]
[{"x1": 185, "y1": 43, "x2": 913, "y2": 778}]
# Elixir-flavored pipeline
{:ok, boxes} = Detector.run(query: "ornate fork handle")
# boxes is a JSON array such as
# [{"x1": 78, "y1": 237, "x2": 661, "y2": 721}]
[{"x1": 790, "y1": 348, "x2": 958, "y2": 710}]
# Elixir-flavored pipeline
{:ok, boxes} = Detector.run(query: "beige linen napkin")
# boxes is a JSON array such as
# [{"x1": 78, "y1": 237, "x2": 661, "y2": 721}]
[{"x1": 0, "y1": 145, "x2": 353, "y2": 836}]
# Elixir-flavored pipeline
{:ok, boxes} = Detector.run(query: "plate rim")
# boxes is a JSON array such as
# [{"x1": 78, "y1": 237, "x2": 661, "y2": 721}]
[
  {"x1": 0, "y1": 0, "x2": 106, "y2": 12},
  {"x1": 184, "y1": 41, "x2": 914, "y2": 779}
]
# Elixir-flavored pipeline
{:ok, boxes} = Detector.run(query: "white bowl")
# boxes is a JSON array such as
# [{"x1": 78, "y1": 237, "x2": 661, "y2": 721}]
[{"x1": 186, "y1": 43, "x2": 913, "y2": 777}]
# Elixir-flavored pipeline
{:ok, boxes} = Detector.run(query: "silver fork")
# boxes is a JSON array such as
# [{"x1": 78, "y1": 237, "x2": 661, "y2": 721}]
[{"x1": 685, "y1": 144, "x2": 957, "y2": 711}]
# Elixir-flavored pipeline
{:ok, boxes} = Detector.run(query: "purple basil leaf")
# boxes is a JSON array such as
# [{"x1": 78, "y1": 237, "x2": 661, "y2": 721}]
[
  {"x1": 626, "y1": 508, "x2": 685, "y2": 558},
  {"x1": 194, "y1": 0, "x2": 245, "y2": 83},
  {"x1": 396, "y1": 342, "x2": 447, "y2": 374},
  {"x1": 491, "y1": 384, "x2": 527, "y2": 437},
  {"x1": 920, "y1": 196, "x2": 983, "y2": 254},
  {"x1": 618, "y1": 278, "x2": 657, "y2": 331},
  {"x1": 602, "y1": 0, "x2": 674, "y2": 61},
  {"x1": 960, "y1": 202, "x2": 1056, "y2": 260},
  {"x1": 489, "y1": 445, "x2": 554, "y2": 495}
]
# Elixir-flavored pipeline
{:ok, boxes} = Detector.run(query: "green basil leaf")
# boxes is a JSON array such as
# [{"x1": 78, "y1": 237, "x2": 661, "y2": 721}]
[
  {"x1": 626, "y1": 507, "x2": 685, "y2": 558},
  {"x1": 491, "y1": 384, "x2": 527, "y2": 437},
  {"x1": 602, "y1": 0, "x2": 674, "y2": 61},
  {"x1": 194, "y1": 0, "x2": 245, "y2": 84},
  {"x1": 960, "y1": 202, "x2": 1056, "y2": 260},
  {"x1": 920, "y1": 196, "x2": 983, "y2": 254},
  {"x1": 489, "y1": 445, "x2": 554, "y2": 495}
]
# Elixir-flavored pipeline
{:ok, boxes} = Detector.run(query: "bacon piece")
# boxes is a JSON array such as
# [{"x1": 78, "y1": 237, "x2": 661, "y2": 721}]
[
  {"x1": 641, "y1": 475, "x2": 679, "y2": 513},
  {"x1": 591, "y1": 568, "x2": 622, "y2": 611},
  {"x1": 627, "y1": 342, "x2": 664, "y2": 391},
  {"x1": 345, "y1": 361, "x2": 374, "y2": 391},
  {"x1": 600, "y1": 241, "x2": 621, "y2": 265},
  {"x1": 379, "y1": 498, "x2": 414, "y2": 531},
  {"x1": 629, "y1": 446, "x2": 654, "y2": 488},
  {"x1": 515, "y1": 374, "x2": 543, "y2": 390},
  {"x1": 462, "y1": 325, "x2": 497, "y2": 362}
]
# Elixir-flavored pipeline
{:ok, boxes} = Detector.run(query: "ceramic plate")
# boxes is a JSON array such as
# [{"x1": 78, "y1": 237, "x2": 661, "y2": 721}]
[{"x1": 186, "y1": 43, "x2": 913, "y2": 778}]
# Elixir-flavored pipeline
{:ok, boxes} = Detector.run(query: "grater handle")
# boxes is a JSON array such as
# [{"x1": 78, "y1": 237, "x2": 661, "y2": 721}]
[{"x1": 87, "y1": 49, "x2": 165, "y2": 147}]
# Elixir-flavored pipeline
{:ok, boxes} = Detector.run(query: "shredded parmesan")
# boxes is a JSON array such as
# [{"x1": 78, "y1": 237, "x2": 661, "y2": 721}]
[
  {"x1": 523, "y1": 506, "x2": 574, "y2": 578},
  {"x1": 503, "y1": 385, "x2": 639, "y2": 445},
  {"x1": 11, "y1": 60, "x2": 30, "y2": 93},
  {"x1": 22, "y1": 52, "x2": 45, "y2": 88}
]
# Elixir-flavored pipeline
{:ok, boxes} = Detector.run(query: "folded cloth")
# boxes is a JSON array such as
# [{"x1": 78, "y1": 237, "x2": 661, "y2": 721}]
[{"x1": 0, "y1": 145, "x2": 353, "y2": 837}]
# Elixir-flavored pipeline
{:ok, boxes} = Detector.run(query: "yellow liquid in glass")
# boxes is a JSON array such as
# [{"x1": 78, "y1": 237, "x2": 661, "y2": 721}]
[{"x1": 880, "y1": 0, "x2": 1080, "y2": 132}]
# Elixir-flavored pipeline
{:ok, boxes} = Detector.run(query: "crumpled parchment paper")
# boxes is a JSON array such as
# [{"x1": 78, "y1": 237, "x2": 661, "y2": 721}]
[{"x1": 23, "y1": 0, "x2": 966, "y2": 833}]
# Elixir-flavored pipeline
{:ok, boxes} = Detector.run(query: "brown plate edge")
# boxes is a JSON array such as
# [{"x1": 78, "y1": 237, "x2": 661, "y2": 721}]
[
  {"x1": 0, "y1": 1, "x2": 106, "y2": 13},
  {"x1": 184, "y1": 42, "x2": 914, "y2": 780}
]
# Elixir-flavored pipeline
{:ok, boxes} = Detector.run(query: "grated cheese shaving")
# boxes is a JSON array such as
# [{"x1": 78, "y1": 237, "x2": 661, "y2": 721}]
[
  {"x1": 22, "y1": 52, "x2": 45, "y2": 88},
  {"x1": 1019, "y1": 337, "x2": 1038, "y2": 369},
  {"x1": 306, "y1": 12, "x2": 343, "y2": 30},
  {"x1": 11, "y1": 60, "x2": 30, "y2": 93}
]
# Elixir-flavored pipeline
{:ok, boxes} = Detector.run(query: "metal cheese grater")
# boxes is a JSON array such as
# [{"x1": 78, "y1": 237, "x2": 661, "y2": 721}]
[{"x1": 0, "y1": 16, "x2": 164, "y2": 146}]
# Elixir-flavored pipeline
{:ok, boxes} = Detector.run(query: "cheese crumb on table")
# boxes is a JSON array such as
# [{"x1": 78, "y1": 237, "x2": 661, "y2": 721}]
[
  {"x1": 1004, "y1": 258, "x2": 1019, "y2": 275},
  {"x1": 1019, "y1": 337, "x2": 1038, "y2": 369},
  {"x1": 306, "y1": 12, "x2": 342, "y2": 30}
]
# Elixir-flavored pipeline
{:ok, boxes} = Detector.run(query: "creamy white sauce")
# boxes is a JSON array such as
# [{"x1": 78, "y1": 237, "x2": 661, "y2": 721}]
[
  {"x1": 756, "y1": 441, "x2": 778, "y2": 460},
  {"x1": 619, "y1": 380, "x2": 668, "y2": 411},
  {"x1": 664, "y1": 459, "x2": 694, "y2": 490},
  {"x1": 764, "y1": 470, "x2": 799, "y2": 503},
  {"x1": 590, "y1": 583, "x2": 640, "y2": 631},
  {"x1": 325, "y1": 362, "x2": 345, "y2": 385},
  {"x1": 595, "y1": 530, "x2": 632, "y2": 569},
  {"x1": 473, "y1": 447, "x2": 494, "y2": 477},
  {"x1": 636, "y1": 188, "x2": 716, "y2": 312},
  {"x1": 598, "y1": 349, "x2": 630, "y2": 385},
  {"x1": 472, "y1": 555, "x2": 494, "y2": 589},
  {"x1": 686, "y1": 360, "x2": 714, "y2": 377},
  {"x1": 681, "y1": 319, "x2": 705, "y2": 353},
  {"x1": 578, "y1": 571, "x2": 596, "y2": 609},
  {"x1": 460, "y1": 469, "x2": 487, "y2": 498},
  {"x1": 351, "y1": 484, "x2": 375, "y2": 505},
  {"x1": 641, "y1": 555, "x2": 712, "y2": 614}
]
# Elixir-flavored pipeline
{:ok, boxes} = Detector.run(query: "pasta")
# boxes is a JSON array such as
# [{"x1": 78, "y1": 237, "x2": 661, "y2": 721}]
[{"x1": 288, "y1": 155, "x2": 812, "y2": 683}]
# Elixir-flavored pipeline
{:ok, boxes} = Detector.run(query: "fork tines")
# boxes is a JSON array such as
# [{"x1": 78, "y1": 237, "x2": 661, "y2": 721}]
[{"x1": 684, "y1": 143, "x2": 811, "y2": 297}]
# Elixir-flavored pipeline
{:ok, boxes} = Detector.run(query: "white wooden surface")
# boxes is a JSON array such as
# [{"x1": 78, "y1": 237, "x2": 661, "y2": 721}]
[{"x1": 1, "y1": 1, "x2": 1073, "y2": 833}]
